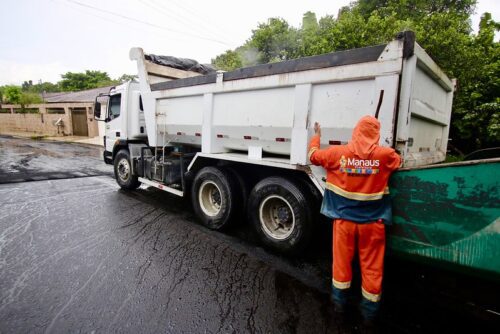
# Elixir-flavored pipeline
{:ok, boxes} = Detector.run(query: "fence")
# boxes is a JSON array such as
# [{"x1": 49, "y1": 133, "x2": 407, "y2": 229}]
[{"x1": 0, "y1": 103, "x2": 98, "y2": 137}]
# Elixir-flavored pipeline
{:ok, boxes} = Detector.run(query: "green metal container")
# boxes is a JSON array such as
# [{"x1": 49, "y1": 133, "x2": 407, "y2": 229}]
[{"x1": 388, "y1": 158, "x2": 500, "y2": 279}]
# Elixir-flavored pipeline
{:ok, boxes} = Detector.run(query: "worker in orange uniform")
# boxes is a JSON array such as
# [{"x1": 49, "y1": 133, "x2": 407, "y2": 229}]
[{"x1": 308, "y1": 116, "x2": 401, "y2": 322}]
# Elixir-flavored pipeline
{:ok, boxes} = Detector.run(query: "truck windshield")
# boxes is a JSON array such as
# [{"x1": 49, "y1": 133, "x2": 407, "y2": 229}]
[{"x1": 109, "y1": 94, "x2": 121, "y2": 120}]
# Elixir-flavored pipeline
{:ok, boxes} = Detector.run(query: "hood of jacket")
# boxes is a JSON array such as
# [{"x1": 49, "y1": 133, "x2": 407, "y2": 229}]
[{"x1": 347, "y1": 115, "x2": 380, "y2": 159}]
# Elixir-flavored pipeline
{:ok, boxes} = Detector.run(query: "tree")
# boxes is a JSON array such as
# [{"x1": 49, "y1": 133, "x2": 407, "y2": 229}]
[
  {"x1": 212, "y1": 50, "x2": 243, "y2": 71},
  {"x1": 332, "y1": 4, "x2": 498, "y2": 152},
  {"x1": 59, "y1": 70, "x2": 117, "y2": 91},
  {"x1": 20, "y1": 80, "x2": 60, "y2": 93},
  {"x1": 37, "y1": 81, "x2": 60, "y2": 93},
  {"x1": 117, "y1": 74, "x2": 138, "y2": 83},
  {"x1": 0, "y1": 85, "x2": 42, "y2": 112},
  {"x1": 22, "y1": 80, "x2": 34, "y2": 91},
  {"x1": 19, "y1": 92, "x2": 42, "y2": 106},
  {"x1": 302, "y1": 11, "x2": 318, "y2": 31},
  {"x1": 248, "y1": 18, "x2": 300, "y2": 63},
  {"x1": 298, "y1": 11, "x2": 322, "y2": 57},
  {"x1": 451, "y1": 13, "x2": 500, "y2": 151},
  {"x1": 355, "y1": 0, "x2": 477, "y2": 20},
  {"x1": 3, "y1": 86, "x2": 22, "y2": 104}
]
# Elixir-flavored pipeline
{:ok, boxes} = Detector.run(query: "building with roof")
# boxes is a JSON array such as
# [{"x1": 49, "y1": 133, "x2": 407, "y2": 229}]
[{"x1": 0, "y1": 86, "x2": 112, "y2": 138}]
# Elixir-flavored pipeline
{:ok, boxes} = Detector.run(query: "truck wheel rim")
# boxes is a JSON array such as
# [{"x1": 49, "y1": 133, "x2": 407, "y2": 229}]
[
  {"x1": 199, "y1": 181, "x2": 222, "y2": 217},
  {"x1": 259, "y1": 195, "x2": 295, "y2": 240},
  {"x1": 117, "y1": 158, "x2": 130, "y2": 181}
]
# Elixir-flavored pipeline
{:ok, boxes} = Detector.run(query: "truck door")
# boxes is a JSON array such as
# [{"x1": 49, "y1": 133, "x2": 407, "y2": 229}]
[{"x1": 105, "y1": 93, "x2": 122, "y2": 153}]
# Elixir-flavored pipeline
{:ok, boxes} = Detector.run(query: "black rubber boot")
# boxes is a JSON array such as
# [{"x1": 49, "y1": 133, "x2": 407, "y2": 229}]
[{"x1": 331, "y1": 283, "x2": 349, "y2": 314}]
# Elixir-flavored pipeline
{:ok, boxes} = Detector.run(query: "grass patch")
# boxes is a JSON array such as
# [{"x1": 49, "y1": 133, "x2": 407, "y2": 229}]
[{"x1": 445, "y1": 154, "x2": 463, "y2": 163}]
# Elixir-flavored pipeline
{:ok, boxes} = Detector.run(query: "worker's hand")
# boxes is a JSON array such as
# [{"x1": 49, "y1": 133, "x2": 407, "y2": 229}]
[{"x1": 314, "y1": 122, "x2": 321, "y2": 136}]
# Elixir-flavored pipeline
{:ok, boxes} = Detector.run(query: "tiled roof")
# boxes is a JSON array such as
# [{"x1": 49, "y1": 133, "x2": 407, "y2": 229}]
[{"x1": 43, "y1": 86, "x2": 114, "y2": 103}]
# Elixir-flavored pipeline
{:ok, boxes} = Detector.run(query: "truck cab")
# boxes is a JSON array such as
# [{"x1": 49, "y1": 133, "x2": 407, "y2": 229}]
[{"x1": 95, "y1": 81, "x2": 147, "y2": 164}]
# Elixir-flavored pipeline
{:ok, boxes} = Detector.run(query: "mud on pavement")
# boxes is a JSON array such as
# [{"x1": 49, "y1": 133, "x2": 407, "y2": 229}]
[{"x1": 0, "y1": 136, "x2": 113, "y2": 183}]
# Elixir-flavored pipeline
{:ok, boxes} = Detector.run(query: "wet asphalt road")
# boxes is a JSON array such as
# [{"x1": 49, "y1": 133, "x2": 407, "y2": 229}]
[
  {"x1": 0, "y1": 136, "x2": 112, "y2": 183},
  {"x1": 0, "y1": 136, "x2": 498, "y2": 333}
]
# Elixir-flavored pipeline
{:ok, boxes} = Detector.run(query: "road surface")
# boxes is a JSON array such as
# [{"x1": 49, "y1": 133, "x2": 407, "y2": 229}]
[{"x1": 0, "y1": 136, "x2": 497, "y2": 333}]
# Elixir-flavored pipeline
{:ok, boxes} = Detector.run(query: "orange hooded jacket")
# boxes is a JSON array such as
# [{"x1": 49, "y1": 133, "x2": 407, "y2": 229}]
[{"x1": 309, "y1": 116, "x2": 401, "y2": 223}]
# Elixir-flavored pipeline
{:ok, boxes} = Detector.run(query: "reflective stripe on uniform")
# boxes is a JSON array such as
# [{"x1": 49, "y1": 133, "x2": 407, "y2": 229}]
[
  {"x1": 362, "y1": 287, "x2": 381, "y2": 302},
  {"x1": 332, "y1": 278, "x2": 351, "y2": 290},
  {"x1": 308, "y1": 147, "x2": 318, "y2": 160},
  {"x1": 326, "y1": 182, "x2": 385, "y2": 201}
]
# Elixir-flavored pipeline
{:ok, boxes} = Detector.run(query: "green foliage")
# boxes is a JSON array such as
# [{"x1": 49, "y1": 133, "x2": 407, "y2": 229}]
[
  {"x1": 19, "y1": 92, "x2": 42, "y2": 106},
  {"x1": 1, "y1": 72, "x2": 132, "y2": 111},
  {"x1": 0, "y1": 85, "x2": 43, "y2": 113},
  {"x1": 450, "y1": 12, "x2": 500, "y2": 151},
  {"x1": 212, "y1": 50, "x2": 243, "y2": 71},
  {"x1": 2, "y1": 85, "x2": 42, "y2": 104},
  {"x1": 302, "y1": 11, "x2": 318, "y2": 31},
  {"x1": 356, "y1": 0, "x2": 477, "y2": 20},
  {"x1": 444, "y1": 154, "x2": 463, "y2": 163},
  {"x1": 21, "y1": 80, "x2": 60, "y2": 93},
  {"x1": 117, "y1": 74, "x2": 138, "y2": 83},
  {"x1": 248, "y1": 18, "x2": 300, "y2": 63},
  {"x1": 3, "y1": 85, "x2": 22, "y2": 104},
  {"x1": 0, "y1": 85, "x2": 42, "y2": 113},
  {"x1": 59, "y1": 70, "x2": 117, "y2": 91},
  {"x1": 22, "y1": 80, "x2": 33, "y2": 91}
]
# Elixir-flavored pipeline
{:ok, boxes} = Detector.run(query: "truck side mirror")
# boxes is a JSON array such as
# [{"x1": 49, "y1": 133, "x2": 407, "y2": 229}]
[{"x1": 94, "y1": 101, "x2": 101, "y2": 119}]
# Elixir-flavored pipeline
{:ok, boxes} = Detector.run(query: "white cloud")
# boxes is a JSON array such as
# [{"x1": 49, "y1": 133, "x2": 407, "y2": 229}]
[{"x1": 0, "y1": 60, "x2": 70, "y2": 85}]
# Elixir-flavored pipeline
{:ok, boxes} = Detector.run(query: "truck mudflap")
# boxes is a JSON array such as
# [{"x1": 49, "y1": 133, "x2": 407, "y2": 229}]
[
  {"x1": 388, "y1": 158, "x2": 500, "y2": 278},
  {"x1": 103, "y1": 150, "x2": 113, "y2": 164}
]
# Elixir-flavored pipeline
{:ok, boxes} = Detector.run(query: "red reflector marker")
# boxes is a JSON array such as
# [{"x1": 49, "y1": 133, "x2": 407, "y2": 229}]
[
  {"x1": 329, "y1": 140, "x2": 341, "y2": 145},
  {"x1": 195, "y1": 133, "x2": 201, "y2": 137},
  {"x1": 176, "y1": 132, "x2": 183, "y2": 135},
  {"x1": 243, "y1": 135, "x2": 252, "y2": 140},
  {"x1": 217, "y1": 134, "x2": 223, "y2": 138}
]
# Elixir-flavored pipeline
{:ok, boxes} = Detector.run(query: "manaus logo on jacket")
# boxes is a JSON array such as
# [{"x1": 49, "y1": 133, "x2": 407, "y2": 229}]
[{"x1": 339, "y1": 155, "x2": 380, "y2": 175}]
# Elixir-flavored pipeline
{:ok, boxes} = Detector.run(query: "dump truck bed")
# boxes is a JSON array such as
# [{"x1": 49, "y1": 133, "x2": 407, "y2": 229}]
[{"x1": 130, "y1": 31, "x2": 454, "y2": 168}]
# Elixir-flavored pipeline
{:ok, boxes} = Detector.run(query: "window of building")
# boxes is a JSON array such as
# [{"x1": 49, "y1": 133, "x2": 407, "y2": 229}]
[
  {"x1": 47, "y1": 108, "x2": 66, "y2": 114},
  {"x1": 14, "y1": 108, "x2": 39, "y2": 114}
]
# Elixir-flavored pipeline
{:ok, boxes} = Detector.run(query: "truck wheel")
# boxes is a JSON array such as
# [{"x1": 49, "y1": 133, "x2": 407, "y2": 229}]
[
  {"x1": 248, "y1": 177, "x2": 313, "y2": 254},
  {"x1": 191, "y1": 167, "x2": 241, "y2": 230},
  {"x1": 114, "y1": 149, "x2": 140, "y2": 190}
]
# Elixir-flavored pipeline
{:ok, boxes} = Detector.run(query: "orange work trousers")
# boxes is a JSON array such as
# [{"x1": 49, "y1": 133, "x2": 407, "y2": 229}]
[{"x1": 332, "y1": 219, "x2": 385, "y2": 302}]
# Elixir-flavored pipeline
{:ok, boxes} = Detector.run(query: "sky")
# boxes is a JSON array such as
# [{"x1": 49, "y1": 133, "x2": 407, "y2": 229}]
[{"x1": 0, "y1": 0, "x2": 498, "y2": 86}]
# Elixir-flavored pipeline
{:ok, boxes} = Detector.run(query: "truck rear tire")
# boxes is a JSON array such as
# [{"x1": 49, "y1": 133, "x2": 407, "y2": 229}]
[
  {"x1": 248, "y1": 176, "x2": 313, "y2": 254},
  {"x1": 114, "y1": 149, "x2": 140, "y2": 190},
  {"x1": 191, "y1": 167, "x2": 241, "y2": 230}
]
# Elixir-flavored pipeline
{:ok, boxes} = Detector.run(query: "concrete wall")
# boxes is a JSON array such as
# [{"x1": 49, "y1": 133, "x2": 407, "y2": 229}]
[{"x1": 0, "y1": 103, "x2": 99, "y2": 137}]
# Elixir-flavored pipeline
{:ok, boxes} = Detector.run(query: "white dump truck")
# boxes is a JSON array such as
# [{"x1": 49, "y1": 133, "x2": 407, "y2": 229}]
[{"x1": 94, "y1": 31, "x2": 455, "y2": 253}]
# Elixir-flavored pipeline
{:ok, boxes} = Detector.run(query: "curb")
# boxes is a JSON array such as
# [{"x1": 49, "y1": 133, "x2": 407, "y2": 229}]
[{"x1": 0, "y1": 133, "x2": 102, "y2": 147}]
